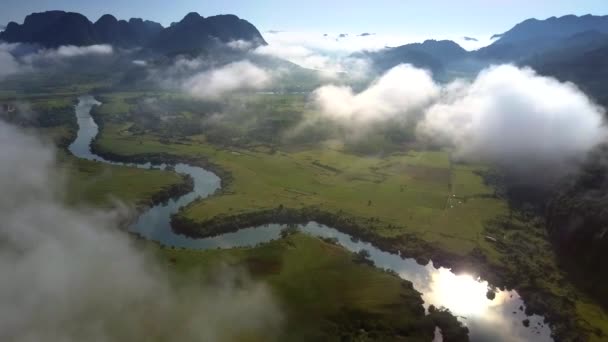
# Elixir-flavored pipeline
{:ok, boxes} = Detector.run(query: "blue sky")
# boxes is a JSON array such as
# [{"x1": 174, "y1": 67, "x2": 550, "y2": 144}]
[{"x1": 2, "y1": 0, "x2": 606, "y2": 36}]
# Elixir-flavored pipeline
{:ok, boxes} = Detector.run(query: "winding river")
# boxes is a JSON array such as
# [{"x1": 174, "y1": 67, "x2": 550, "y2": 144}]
[{"x1": 70, "y1": 96, "x2": 552, "y2": 342}]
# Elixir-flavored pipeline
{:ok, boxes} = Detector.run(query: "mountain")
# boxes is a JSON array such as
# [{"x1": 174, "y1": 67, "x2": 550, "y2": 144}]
[
  {"x1": 476, "y1": 14, "x2": 608, "y2": 61},
  {"x1": 0, "y1": 11, "x2": 266, "y2": 56},
  {"x1": 360, "y1": 40, "x2": 470, "y2": 79},
  {"x1": 547, "y1": 144, "x2": 608, "y2": 309},
  {"x1": 93, "y1": 15, "x2": 163, "y2": 47},
  {"x1": 530, "y1": 37, "x2": 608, "y2": 106},
  {"x1": 494, "y1": 14, "x2": 608, "y2": 45},
  {"x1": 147, "y1": 12, "x2": 266, "y2": 56},
  {"x1": 1, "y1": 11, "x2": 97, "y2": 47}
]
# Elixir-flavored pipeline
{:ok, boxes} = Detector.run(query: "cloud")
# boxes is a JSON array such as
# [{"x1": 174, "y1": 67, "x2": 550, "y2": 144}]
[
  {"x1": 23, "y1": 44, "x2": 114, "y2": 64},
  {"x1": 0, "y1": 121, "x2": 282, "y2": 341},
  {"x1": 254, "y1": 32, "x2": 373, "y2": 79},
  {"x1": 227, "y1": 40, "x2": 254, "y2": 51},
  {"x1": 417, "y1": 65, "x2": 606, "y2": 167},
  {"x1": 311, "y1": 64, "x2": 439, "y2": 123},
  {"x1": 0, "y1": 43, "x2": 116, "y2": 79},
  {"x1": 0, "y1": 44, "x2": 22, "y2": 78},
  {"x1": 308, "y1": 63, "x2": 606, "y2": 177},
  {"x1": 182, "y1": 60, "x2": 271, "y2": 99},
  {"x1": 50, "y1": 44, "x2": 113, "y2": 58},
  {"x1": 262, "y1": 30, "x2": 493, "y2": 55},
  {"x1": 132, "y1": 59, "x2": 147, "y2": 67}
]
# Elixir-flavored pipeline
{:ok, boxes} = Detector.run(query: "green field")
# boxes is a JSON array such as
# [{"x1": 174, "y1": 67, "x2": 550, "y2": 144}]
[
  {"x1": 6, "y1": 90, "x2": 607, "y2": 340},
  {"x1": 9, "y1": 98, "x2": 457, "y2": 341},
  {"x1": 157, "y1": 233, "x2": 442, "y2": 341},
  {"x1": 60, "y1": 151, "x2": 187, "y2": 208},
  {"x1": 88, "y1": 92, "x2": 608, "y2": 340},
  {"x1": 95, "y1": 101, "x2": 506, "y2": 257}
]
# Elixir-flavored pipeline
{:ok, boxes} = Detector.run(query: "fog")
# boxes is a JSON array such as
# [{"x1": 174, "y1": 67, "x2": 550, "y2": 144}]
[{"x1": 0, "y1": 121, "x2": 282, "y2": 342}]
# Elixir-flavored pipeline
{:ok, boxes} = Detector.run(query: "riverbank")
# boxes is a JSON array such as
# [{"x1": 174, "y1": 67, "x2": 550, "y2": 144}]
[
  {"x1": 86, "y1": 93, "x2": 608, "y2": 341},
  {"x1": 154, "y1": 232, "x2": 470, "y2": 341},
  {"x1": 170, "y1": 205, "x2": 587, "y2": 341},
  {"x1": 69, "y1": 96, "x2": 473, "y2": 341},
  {"x1": 90, "y1": 131, "x2": 579, "y2": 340}
]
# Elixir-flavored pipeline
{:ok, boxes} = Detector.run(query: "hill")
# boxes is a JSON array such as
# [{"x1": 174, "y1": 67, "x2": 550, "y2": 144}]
[{"x1": 0, "y1": 10, "x2": 266, "y2": 55}]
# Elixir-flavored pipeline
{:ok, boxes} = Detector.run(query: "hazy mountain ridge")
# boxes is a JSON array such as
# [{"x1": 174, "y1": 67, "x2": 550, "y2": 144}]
[
  {"x1": 93, "y1": 14, "x2": 163, "y2": 47},
  {"x1": 492, "y1": 14, "x2": 608, "y2": 46},
  {"x1": 364, "y1": 14, "x2": 608, "y2": 86},
  {"x1": 476, "y1": 14, "x2": 608, "y2": 61},
  {"x1": 147, "y1": 12, "x2": 266, "y2": 56},
  {"x1": 0, "y1": 10, "x2": 266, "y2": 55},
  {"x1": 356, "y1": 39, "x2": 469, "y2": 79}
]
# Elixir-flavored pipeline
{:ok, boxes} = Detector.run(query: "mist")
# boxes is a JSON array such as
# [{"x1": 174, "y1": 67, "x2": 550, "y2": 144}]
[{"x1": 0, "y1": 121, "x2": 282, "y2": 342}]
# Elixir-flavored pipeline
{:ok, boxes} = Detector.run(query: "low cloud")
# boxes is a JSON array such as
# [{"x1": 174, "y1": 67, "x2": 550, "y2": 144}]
[
  {"x1": 23, "y1": 44, "x2": 114, "y2": 64},
  {"x1": 227, "y1": 39, "x2": 254, "y2": 51},
  {"x1": 254, "y1": 32, "x2": 371, "y2": 79},
  {"x1": 262, "y1": 30, "x2": 493, "y2": 55},
  {"x1": 47, "y1": 44, "x2": 113, "y2": 58},
  {"x1": 0, "y1": 43, "x2": 115, "y2": 79},
  {"x1": 132, "y1": 59, "x2": 147, "y2": 67},
  {"x1": 312, "y1": 64, "x2": 439, "y2": 123},
  {"x1": 0, "y1": 44, "x2": 22, "y2": 78},
  {"x1": 0, "y1": 121, "x2": 282, "y2": 341},
  {"x1": 182, "y1": 60, "x2": 271, "y2": 99},
  {"x1": 417, "y1": 65, "x2": 606, "y2": 167},
  {"x1": 309, "y1": 63, "x2": 607, "y2": 176}
]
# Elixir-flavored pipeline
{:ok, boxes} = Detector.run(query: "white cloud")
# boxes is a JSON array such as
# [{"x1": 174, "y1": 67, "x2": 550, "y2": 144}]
[
  {"x1": 0, "y1": 43, "x2": 116, "y2": 77},
  {"x1": 183, "y1": 60, "x2": 271, "y2": 99},
  {"x1": 0, "y1": 44, "x2": 22, "y2": 79},
  {"x1": 255, "y1": 30, "x2": 492, "y2": 80},
  {"x1": 52, "y1": 44, "x2": 113, "y2": 58},
  {"x1": 262, "y1": 30, "x2": 493, "y2": 54},
  {"x1": 417, "y1": 64, "x2": 606, "y2": 165},
  {"x1": 309, "y1": 62, "x2": 606, "y2": 173},
  {"x1": 255, "y1": 32, "x2": 375, "y2": 79},
  {"x1": 22, "y1": 44, "x2": 114, "y2": 64},
  {"x1": 312, "y1": 64, "x2": 439, "y2": 123},
  {"x1": 227, "y1": 40, "x2": 254, "y2": 51},
  {"x1": 0, "y1": 121, "x2": 283, "y2": 341}
]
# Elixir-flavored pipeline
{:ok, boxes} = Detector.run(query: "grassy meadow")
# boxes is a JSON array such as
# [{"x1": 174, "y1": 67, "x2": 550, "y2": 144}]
[
  {"x1": 157, "y1": 233, "x2": 437, "y2": 341},
  {"x1": 93, "y1": 93, "x2": 507, "y2": 258},
  {"x1": 4, "y1": 90, "x2": 607, "y2": 340},
  {"x1": 87, "y1": 91, "x2": 608, "y2": 340}
]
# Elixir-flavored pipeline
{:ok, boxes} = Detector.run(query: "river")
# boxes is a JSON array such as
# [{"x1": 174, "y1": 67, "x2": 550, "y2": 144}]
[{"x1": 69, "y1": 96, "x2": 553, "y2": 342}]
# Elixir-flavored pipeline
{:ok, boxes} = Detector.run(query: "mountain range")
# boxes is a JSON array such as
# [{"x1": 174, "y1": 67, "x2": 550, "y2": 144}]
[
  {"x1": 1, "y1": 11, "x2": 607, "y2": 104},
  {"x1": 0, "y1": 11, "x2": 266, "y2": 55},
  {"x1": 368, "y1": 14, "x2": 608, "y2": 67},
  {"x1": 364, "y1": 14, "x2": 608, "y2": 103}
]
